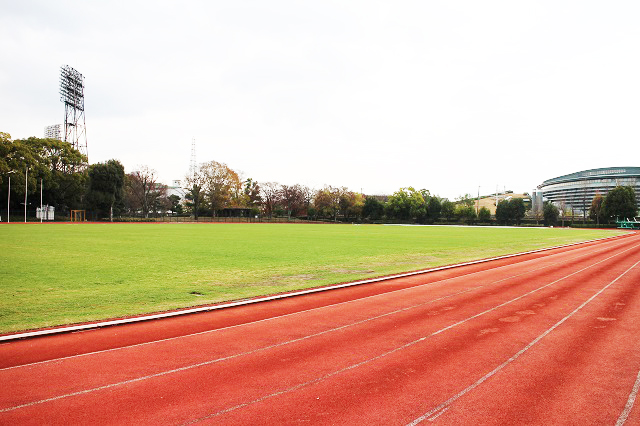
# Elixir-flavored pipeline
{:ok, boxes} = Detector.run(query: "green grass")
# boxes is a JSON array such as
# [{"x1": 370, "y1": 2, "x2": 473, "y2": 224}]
[{"x1": 0, "y1": 223, "x2": 623, "y2": 333}]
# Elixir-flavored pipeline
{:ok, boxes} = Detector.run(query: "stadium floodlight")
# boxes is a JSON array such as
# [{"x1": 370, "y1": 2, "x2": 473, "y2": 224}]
[
  {"x1": 60, "y1": 65, "x2": 84, "y2": 111},
  {"x1": 59, "y1": 65, "x2": 88, "y2": 162}
]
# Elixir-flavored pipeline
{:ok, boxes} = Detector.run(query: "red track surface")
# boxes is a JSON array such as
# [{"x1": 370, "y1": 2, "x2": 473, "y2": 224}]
[{"x1": 1, "y1": 232, "x2": 640, "y2": 425}]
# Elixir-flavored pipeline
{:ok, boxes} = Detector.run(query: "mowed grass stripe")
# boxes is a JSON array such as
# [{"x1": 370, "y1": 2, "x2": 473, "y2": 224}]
[{"x1": 0, "y1": 223, "x2": 621, "y2": 333}]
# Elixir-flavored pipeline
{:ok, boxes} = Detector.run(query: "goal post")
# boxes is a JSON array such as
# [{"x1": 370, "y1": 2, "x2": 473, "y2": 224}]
[{"x1": 70, "y1": 210, "x2": 86, "y2": 222}]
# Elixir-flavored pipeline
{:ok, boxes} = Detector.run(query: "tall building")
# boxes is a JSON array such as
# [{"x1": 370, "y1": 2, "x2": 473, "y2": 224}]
[
  {"x1": 44, "y1": 124, "x2": 62, "y2": 140},
  {"x1": 538, "y1": 167, "x2": 640, "y2": 214}
]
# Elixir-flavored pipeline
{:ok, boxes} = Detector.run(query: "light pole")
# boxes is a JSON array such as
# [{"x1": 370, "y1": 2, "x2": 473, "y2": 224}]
[
  {"x1": 40, "y1": 178, "x2": 43, "y2": 223},
  {"x1": 24, "y1": 166, "x2": 28, "y2": 223},
  {"x1": 7, "y1": 171, "x2": 15, "y2": 223}
]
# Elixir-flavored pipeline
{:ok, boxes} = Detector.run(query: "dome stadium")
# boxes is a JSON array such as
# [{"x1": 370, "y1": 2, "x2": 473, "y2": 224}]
[{"x1": 536, "y1": 167, "x2": 640, "y2": 214}]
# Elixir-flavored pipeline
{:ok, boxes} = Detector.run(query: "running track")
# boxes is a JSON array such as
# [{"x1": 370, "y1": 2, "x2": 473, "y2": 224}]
[{"x1": 1, "y1": 232, "x2": 640, "y2": 425}]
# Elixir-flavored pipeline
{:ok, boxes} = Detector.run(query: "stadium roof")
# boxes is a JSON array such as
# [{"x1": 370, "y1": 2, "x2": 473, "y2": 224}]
[{"x1": 539, "y1": 167, "x2": 640, "y2": 188}]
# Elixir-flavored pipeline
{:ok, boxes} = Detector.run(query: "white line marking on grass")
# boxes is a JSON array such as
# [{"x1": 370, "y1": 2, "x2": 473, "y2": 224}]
[
  {"x1": 617, "y1": 368, "x2": 640, "y2": 426},
  {"x1": 0, "y1": 234, "x2": 629, "y2": 342},
  {"x1": 407, "y1": 259, "x2": 640, "y2": 426},
  {"x1": 179, "y1": 245, "x2": 640, "y2": 424}
]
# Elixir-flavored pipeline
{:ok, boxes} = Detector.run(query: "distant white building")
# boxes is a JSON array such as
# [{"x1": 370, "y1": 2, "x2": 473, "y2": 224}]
[
  {"x1": 167, "y1": 180, "x2": 186, "y2": 199},
  {"x1": 44, "y1": 124, "x2": 62, "y2": 140}
]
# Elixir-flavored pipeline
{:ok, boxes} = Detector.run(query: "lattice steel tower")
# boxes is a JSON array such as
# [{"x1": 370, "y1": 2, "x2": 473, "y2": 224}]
[
  {"x1": 189, "y1": 138, "x2": 197, "y2": 179},
  {"x1": 59, "y1": 65, "x2": 88, "y2": 161}
]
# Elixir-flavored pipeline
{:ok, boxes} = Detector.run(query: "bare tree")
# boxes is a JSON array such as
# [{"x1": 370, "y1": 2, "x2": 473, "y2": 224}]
[
  {"x1": 280, "y1": 184, "x2": 305, "y2": 219},
  {"x1": 125, "y1": 166, "x2": 158, "y2": 218},
  {"x1": 261, "y1": 182, "x2": 281, "y2": 218},
  {"x1": 301, "y1": 185, "x2": 314, "y2": 216}
]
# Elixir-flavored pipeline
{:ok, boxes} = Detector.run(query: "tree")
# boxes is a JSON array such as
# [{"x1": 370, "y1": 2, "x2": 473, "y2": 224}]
[
  {"x1": 125, "y1": 166, "x2": 158, "y2": 218},
  {"x1": 589, "y1": 193, "x2": 604, "y2": 225},
  {"x1": 201, "y1": 161, "x2": 240, "y2": 217},
  {"x1": 243, "y1": 178, "x2": 262, "y2": 208},
  {"x1": 543, "y1": 202, "x2": 559, "y2": 226},
  {"x1": 149, "y1": 183, "x2": 170, "y2": 217},
  {"x1": 603, "y1": 186, "x2": 637, "y2": 220},
  {"x1": 455, "y1": 204, "x2": 477, "y2": 224},
  {"x1": 1, "y1": 134, "x2": 87, "y2": 216},
  {"x1": 456, "y1": 193, "x2": 475, "y2": 208},
  {"x1": 478, "y1": 206, "x2": 492, "y2": 223},
  {"x1": 510, "y1": 198, "x2": 526, "y2": 225},
  {"x1": 385, "y1": 187, "x2": 424, "y2": 220},
  {"x1": 495, "y1": 198, "x2": 525, "y2": 225},
  {"x1": 184, "y1": 167, "x2": 206, "y2": 220},
  {"x1": 362, "y1": 196, "x2": 385, "y2": 221},
  {"x1": 495, "y1": 199, "x2": 512, "y2": 224},
  {"x1": 426, "y1": 197, "x2": 442, "y2": 223},
  {"x1": 168, "y1": 194, "x2": 183, "y2": 215},
  {"x1": 280, "y1": 184, "x2": 305, "y2": 219},
  {"x1": 441, "y1": 200, "x2": 455, "y2": 221},
  {"x1": 260, "y1": 182, "x2": 281, "y2": 218},
  {"x1": 86, "y1": 159, "x2": 125, "y2": 221},
  {"x1": 314, "y1": 186, "x2": 341, "y2": 221}
]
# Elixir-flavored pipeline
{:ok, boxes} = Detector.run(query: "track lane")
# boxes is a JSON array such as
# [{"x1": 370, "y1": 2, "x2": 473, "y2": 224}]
[
  {"x1": 204, "y1": 244, "x2": 640, "y2": 425},
  {"x1": 0, "y1": 232, "x2": 638, "y2": 424},
  {"x1": 1, "y1": 235, "x2": 636, "y2": 411},
  {"x1": 1, "y1": 233, "x2": 634, "y2": 371},
  {"x1": 405, "y1": 259, "x2": 640, "y2": 425},
  {"x1": 0, "y1": 233, "x2": 633, "y2": 369}
]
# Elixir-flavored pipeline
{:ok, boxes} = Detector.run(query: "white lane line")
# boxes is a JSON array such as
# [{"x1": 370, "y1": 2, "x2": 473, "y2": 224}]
[
  {"x1": 1, "y1": 234, "x2": 628, "y2": 342},
  {"x1": 427, "y1": 407, "x2": 449, "y2": 421},
  {"x1": 407, "y1": 259, "x2": 640, "y2": 426},
  {"x1": 182, "y1": 245, "x2": 640, "y2": 424},
  {"x1": 0, "y1": 288, "x2": 478, "y2": 414},
  {"x1": 0, "y1": 246, "x2": 571, "y2": 372},
  {"x1": 2, "y1": 243, "x2": 630, "y2": 414},
  {"x1": 616, "y1": 368, "x2": 640, "y2": 426},
  {"x1": 5, "y1": 234, "x2": 627, "y2": 372}
]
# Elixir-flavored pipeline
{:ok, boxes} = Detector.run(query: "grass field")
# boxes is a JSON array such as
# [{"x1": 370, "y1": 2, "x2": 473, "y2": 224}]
[{"x1": 0, "y1": 223, "x2": 623, "y2": 333}]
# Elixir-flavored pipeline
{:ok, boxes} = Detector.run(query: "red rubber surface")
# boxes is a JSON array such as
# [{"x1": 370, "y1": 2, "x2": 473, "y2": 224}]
[{"x1": 1, "y1": 232, "x2": 639, "y2": 425}]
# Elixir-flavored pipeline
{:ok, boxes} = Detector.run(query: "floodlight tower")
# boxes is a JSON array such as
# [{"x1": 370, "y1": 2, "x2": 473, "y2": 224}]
[{"x1": 59, "y1": 65, "x2": 88, "y2": 161}]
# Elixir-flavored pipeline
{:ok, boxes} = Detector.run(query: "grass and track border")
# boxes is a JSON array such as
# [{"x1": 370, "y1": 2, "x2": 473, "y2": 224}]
[{"x1": 0, "y1": 231, "x2": 634, "y2": 342}]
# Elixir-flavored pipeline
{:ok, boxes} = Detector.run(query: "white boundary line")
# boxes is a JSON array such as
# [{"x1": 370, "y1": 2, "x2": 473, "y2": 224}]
[
  {"x1": 2, "y1": 251, "x2": 562, "y2": 372},
  {"x1": 0, "y1": 233, "x2": 631, "y2": 342},
  {"x1": 1, "y1": 244, "x2": 637, "y2": 415},
  {"x1": 407, "y1": 259, "x2": 640, "y2": 426},
  {"x1": 617, "y1": 369, "x2": 640, "y2": 426},
  {"x1": 186, "y1": 243, "x2": 640, "y2": 424}
]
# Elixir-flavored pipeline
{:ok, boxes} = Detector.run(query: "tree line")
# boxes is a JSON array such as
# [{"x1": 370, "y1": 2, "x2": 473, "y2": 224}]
[{"x1": 2, "y1": 133, "x2": 637, "y2": 223}]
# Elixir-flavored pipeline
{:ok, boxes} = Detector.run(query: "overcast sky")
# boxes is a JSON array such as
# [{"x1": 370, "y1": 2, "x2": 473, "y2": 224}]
[{"x1": 2, "y1": 1, "x2": 639, "y2": 199}]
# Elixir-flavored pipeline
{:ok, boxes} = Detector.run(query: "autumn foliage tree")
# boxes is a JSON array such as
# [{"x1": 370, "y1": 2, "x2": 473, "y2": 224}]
[
  {"x1": 589, "y1": 193, "x2": 604, "y2": 225},
  {"x1": 201, "y1": 161, "x2": 241, "y2": 217}
]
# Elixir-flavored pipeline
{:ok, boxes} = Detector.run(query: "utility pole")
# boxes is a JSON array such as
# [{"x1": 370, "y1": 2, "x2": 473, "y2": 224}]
[
  {"x1": 6, "y1": 174, "x2": 10, "y2": 223},
  {"x1": 24, "y1": 167, "x2": 28, "y2": 223},
  {"x1": 40, "y1": 178, "x2": 43, "y2": 223}
]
